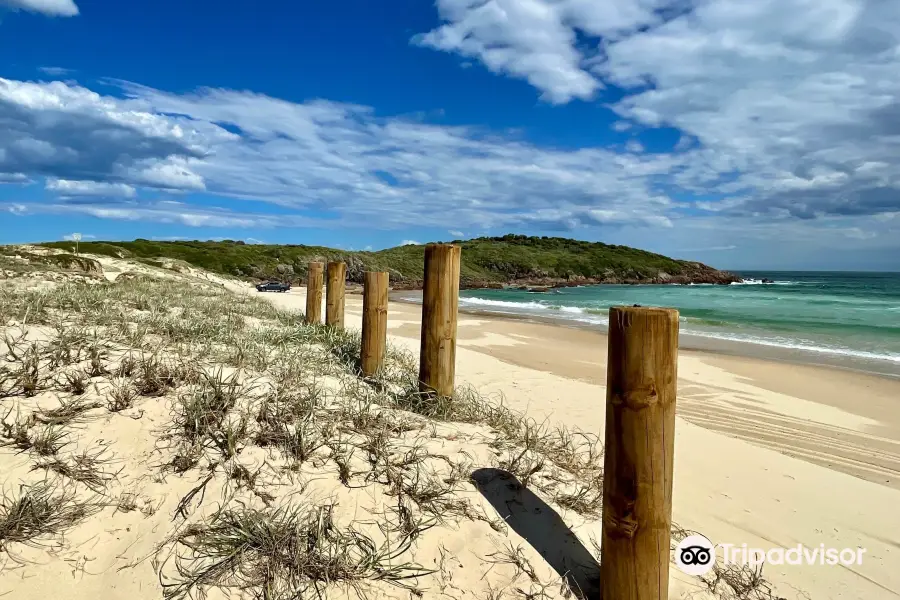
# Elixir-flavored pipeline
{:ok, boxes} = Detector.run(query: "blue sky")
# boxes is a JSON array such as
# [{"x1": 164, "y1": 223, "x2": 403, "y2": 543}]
[{"x1": 2, "y1": 0, "x2": 900, "y2": 270}]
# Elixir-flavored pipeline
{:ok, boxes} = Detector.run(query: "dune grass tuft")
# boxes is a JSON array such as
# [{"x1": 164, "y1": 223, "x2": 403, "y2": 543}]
[
  {"x1": 160, "y1": 502, "x2": 433, "y2": 600},
  {"x1": 0, "y1": 482, "x2": 101, "y2": 553},
  {"x1": 32, "y1": 444, "x2": 121, "y2": 493}
]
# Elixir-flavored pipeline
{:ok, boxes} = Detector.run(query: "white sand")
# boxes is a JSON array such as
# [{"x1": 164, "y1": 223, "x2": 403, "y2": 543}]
[
  {"x1": 1, "y1": 255, "x2": 898, "y2": 600},
  {"x1": 260, "y1": 285, "x2": 900, "y2": 600}
]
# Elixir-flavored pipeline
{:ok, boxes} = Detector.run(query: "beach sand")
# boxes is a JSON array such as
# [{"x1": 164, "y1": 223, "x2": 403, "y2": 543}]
[
  {"x1": 1, "y1": 251, "x2": 898, "y2": 600},
  {"x1": 260, "y1": 286, "x2": 900, "y2": 600}
]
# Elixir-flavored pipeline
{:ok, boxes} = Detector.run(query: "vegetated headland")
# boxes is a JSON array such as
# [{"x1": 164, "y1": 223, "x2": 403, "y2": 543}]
[{"x1": 41, "y1": 234, "x2": 742, "y2": 290}]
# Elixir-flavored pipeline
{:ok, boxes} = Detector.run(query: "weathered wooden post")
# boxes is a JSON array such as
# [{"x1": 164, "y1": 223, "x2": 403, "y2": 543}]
[
  {"x1": 601, "y1": 306, "x2": 679, "y2": 600},
  {"x1": 361, "y1": 271, "x2": 389, "y2": 377},
  {"x1": 305, "y1": 262, "x2": 324, "y2": 325},
  {"x1": 325, "y1": 261, "x2": 346, "y2": 328},
  {"x1": 418, "y1": 243, "x2": 460, "y2": 397}
]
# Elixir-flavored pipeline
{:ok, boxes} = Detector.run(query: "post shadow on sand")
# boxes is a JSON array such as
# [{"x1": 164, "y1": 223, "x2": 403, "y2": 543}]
[{"x1": 471, "y1": 468, "x2": 601, "y2": 598}]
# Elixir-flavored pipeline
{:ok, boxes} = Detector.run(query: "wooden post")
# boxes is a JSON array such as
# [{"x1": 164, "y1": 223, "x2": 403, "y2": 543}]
[
  {"x1": 361, "y1": 271, "x2": 389, "y2": 377},
  {"x1": 418, "y1": 243, "x2": 460, "y2": 397},
  {"x1": 325, "y1": 261, "x2": 346, "y2": 328},
  {"x1": 601, "y1": 306, "x2": 679, "y2": 600},
  {"x1": 305, "y1": 262, "x2": 324, "y2": 325}
]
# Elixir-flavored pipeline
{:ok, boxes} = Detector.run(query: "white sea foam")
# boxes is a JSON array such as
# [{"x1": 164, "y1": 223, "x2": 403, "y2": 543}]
[
  {"x1": 683, "y1": 330, "x2": 900, "y2": 364},
  {"x1": 730, "y1": 279, "x2": 799, "y2": 286},
  {"x1": 457, "y1": 295, "x2": 900, "y2": 365},
  {"x1": 559, "y1": 306, "x2": 585, "y2": 314},
  {"x1": 459, "y1": 297, "x2": 607, "y2": 325},
  {"x1": 459, "y1": 297, "x2": 551, "y2": 310}
]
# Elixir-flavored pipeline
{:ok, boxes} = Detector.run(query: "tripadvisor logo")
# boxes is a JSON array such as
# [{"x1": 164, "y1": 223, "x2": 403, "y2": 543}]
[
  {"x1": 675, "y1": 535, "x2": 716, "y2": 576},
  {"x1": 674, "y1": 534, "x2": 867, "y2": 575}
]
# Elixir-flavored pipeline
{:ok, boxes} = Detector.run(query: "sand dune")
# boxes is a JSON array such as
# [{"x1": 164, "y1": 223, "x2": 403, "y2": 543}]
[{"x1": 0, "y1": 252, "x2": 898, "y2": 600}]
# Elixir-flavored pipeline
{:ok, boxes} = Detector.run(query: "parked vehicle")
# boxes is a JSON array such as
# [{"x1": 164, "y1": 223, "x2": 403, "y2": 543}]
[{"x1": 255, "y1": 281, "x2": 291, "y2": 292}]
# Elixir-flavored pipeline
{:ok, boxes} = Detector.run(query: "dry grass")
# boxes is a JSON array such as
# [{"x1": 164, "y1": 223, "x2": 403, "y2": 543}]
[
  {"x1": 0, "y1": 260, "x2": 788, "y2": 600},
  {"x1": 173, "y1": 369, "x2": 249, "y2": 455},
  {"x1": 32, "y1": 397, "x2": 103, "y2": 426},
  {"x1": 32, "y1": 444, "x2": 122, "y2": 493},
  {"x1": 3, "y1": 424, "x2": 73, "y2": 457},
  {"x1": 0, "y1": 481, "x2": 101, "y2": 553},
  {"x1": 107, "y1": 377, "x2": 139, "y2": 412},
  {"x1": 0, "y1": 336, "x2": 44, "y2": 398},
  {"x1": 159, "y1": 502, "x2": 433, "y2": 600}
]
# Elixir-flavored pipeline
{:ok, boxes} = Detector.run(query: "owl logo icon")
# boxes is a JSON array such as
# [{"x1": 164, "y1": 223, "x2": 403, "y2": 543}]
[{"x1": 675, "y1": 534, "x2": 716, "y2": 575}]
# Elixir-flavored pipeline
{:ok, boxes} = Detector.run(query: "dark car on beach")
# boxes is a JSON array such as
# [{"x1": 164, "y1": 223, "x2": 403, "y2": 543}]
[{"x1": 255, "y1": 281, "x2": 291, "y2": 292}]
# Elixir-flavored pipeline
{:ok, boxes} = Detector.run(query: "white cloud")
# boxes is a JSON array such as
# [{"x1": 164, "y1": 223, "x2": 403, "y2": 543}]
[
  {"x1": 6, "y1": 201, "x2": 326, "y2": 229},
  {"x1": 401, "y1": 240, "x2": 421, "y2": 246},
  {"x1": 47, "y1": 179, "x2": 136, "y2": 198},
  {"x1": 0, "y1": 0, "x2": 79, "y2": 17},
  {"x1": 0, "y1": 77, "x2": 217, "y2": 196},
  {"x1": 625, "y1": 139, "x2": 644, "y2": 153},
  {"x1": 412, "y1": 0, "x2": 688, "y2": 104},
  {"x1": 448, "y1": 230, "x2": 465, "y2": 237},
  {"x1": 1, "y1": 76, "x2": 684, "y2": 233},
  {"x1": 0, "y1": 172, "x2": 30, "y2": 183},
  {"x1": 6, "y1": 21, "x2": 900, "y2": 255},
  {"x1": 414, "y1": 0, "x2": 602, "y2": 103},
  {"x1": 63, "y1": 233, "x2": 95, "y2": 241},
  {"x1": 416, "y1": 0, "x2": 900, "y2": 222}
]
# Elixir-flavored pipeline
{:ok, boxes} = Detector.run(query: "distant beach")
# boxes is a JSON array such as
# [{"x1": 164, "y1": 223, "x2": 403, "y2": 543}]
[{"x1": 394, "y1": 271, "x2": 900, "y2": 379}]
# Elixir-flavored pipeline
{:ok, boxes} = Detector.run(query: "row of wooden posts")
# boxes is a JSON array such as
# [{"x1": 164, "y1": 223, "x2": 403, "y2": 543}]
[
  {"x1": 304, "y1": 243, "x2": 461, "y2": 397},
  {"x1": 302, "y1": 243, "x2": 679, "y2": 600}
]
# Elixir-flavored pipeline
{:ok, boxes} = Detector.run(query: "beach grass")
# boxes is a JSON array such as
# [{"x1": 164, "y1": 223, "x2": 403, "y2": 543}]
[{"x1": 0, "y1": 251, "x2": 783, "y2": 600}]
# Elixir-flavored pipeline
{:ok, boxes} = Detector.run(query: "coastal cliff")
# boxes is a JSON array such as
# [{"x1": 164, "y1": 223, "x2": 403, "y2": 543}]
[{"x1": 41, "y1": 234, "x2": 742, "y2": 288}]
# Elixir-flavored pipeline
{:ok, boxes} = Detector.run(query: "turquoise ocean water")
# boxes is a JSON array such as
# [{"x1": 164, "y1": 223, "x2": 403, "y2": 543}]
[{"x1": 455, "y1": 272, "x2": 900, "y2": 374}]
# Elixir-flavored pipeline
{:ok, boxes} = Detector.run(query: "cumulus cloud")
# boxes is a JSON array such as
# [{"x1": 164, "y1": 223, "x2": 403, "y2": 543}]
[
  {"x1": 0, "y1": 78, "x2": 215, "y2": 193},
  {"x1": 63, "y1": 233, "x2": 95, "y2": 241},
  {"x1": 448, "y1": 230, "x2": 465, "y2": 237},
  {"x1": 416, "y1": 0, "x2": 900, "y2": 222},
  {"x1": 401, "y1": 240, "x2": 421, "y2": 246},
  {"x1": 0, "y1": 0, "x2": 79, "y2": 17}
]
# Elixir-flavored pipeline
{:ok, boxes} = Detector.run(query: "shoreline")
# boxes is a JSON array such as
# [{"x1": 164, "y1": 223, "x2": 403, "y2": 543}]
[
  {"x1": 390, "y1": 290, "x2": 900, "y2": 380},
  {"x1": 257, "y1": 284, "x2": 900, "y2": 599}
]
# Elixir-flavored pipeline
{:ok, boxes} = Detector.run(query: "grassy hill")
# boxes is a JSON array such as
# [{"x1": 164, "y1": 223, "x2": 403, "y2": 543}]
[{"x1": 40, "y1": 235, "x2": 740, "y2": 288}]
